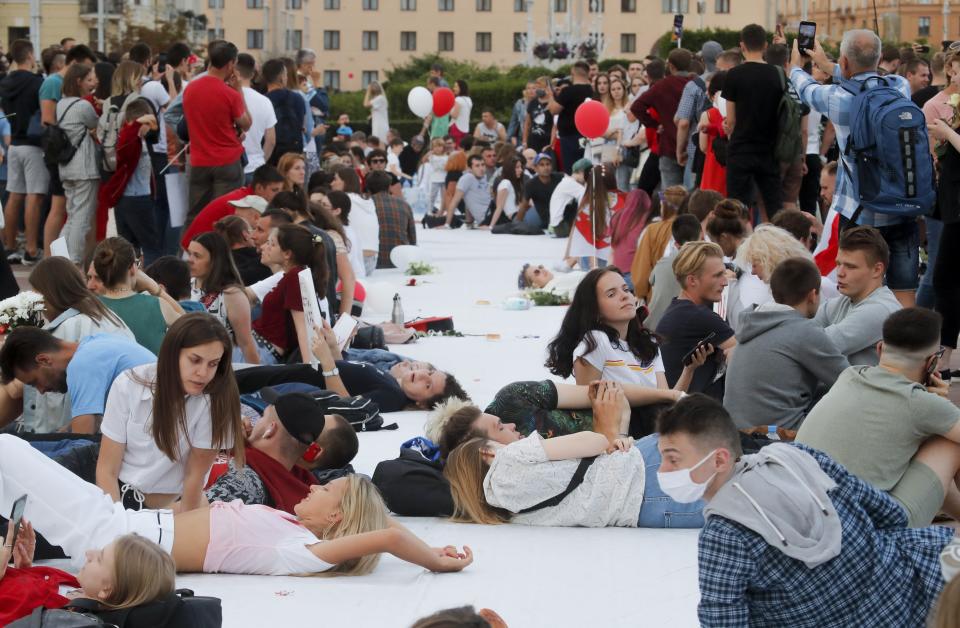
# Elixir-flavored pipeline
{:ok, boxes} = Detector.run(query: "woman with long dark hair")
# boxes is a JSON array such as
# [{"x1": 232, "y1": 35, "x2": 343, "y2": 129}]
[
  {"x1": 546, "y1": 267, "x2": 706, "y2": 393},
  {"x1": 251, "y1": 223, "x2": 329, "y2": 364},
  {"x1": 95, "y1": 313, "x2": 244, "y2": 513},
  {"x1": 486, "y1": 156, "x2": 526, "y2": 227},
  {"x1": 564, "y1": 163, "x2": 624, "y2": 269},
  {"x1": 187, "y1": 232, "x2": 260, "y2": 363}
]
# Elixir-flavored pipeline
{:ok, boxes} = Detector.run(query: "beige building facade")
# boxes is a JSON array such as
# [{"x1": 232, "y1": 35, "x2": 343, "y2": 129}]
[{"x1": 781, "y1": 0, "x2": 960, "y2": 45}]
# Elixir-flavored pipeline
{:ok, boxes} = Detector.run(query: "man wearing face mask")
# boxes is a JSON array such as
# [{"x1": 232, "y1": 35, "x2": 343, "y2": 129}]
[{"x1": 656, "y1": 394, "x2": 955, "y2": 627}]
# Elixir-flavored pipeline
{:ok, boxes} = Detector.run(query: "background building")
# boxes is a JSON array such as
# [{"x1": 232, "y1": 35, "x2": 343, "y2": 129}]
[{"x1": 781, "y1": 0, "x2": 960, "y2": 45}]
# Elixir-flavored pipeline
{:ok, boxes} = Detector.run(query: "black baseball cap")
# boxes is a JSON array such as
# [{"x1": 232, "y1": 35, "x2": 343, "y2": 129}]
[{"x1": 260, "y1": 389, "x2": 327, "y2": 445}]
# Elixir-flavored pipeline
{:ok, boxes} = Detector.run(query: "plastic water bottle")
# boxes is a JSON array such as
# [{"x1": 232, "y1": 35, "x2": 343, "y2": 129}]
[
  {"x1": 391, "y1": 294, "x2": 404, "y2": 325},
  {"x1": 767, "y1": 425, "x2": 780, "y2": 441}
]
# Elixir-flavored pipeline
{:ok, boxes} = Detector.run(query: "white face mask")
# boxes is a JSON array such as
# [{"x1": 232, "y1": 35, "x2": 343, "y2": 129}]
[{"x1": 657, "y1": 449, "x2": 717, "y2": 504}]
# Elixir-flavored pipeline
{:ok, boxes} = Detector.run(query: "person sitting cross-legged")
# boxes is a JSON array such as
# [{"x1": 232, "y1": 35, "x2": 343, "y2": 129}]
[
  {"x1": 796, "y1": 307, "x2": 960, "y2": 527},
  {"x1": 656, "y1": 394, "x2": 955, "y2": 627}
]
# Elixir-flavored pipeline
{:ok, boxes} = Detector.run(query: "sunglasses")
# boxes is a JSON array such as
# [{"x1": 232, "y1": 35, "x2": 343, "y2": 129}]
[{"x1": 369, "y1": 158, "x2": 386, "y2": 164}]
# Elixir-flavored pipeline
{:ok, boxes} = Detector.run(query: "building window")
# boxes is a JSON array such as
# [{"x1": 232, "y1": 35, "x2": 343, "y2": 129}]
[
  {"x1": 363, "y1": 0, "x2": 378, "y2": 8},
  {"x1": 715, "y1": 0, "x2": 729, "y2": 11},
  {"x1": 918, "y1": 16, "x2": 931, "y2": 36},
  {"x1": 439, "y1": 31, "x2": 454, "y2": 51},
  {"x1": 401, "y1": 0, "x2": 416, "y2": 8},
  {"x1": 515, "y1": 0, "x2": 525, "y2": 9},
  {"x1": 287, "y1": 29, "x2": 302, "y2": 49},
  {"x1": 477, "y1": 0, "x2": 491, "y2": 9},
  {"x1": 588, "y1": 0, "x2": 604, "y2": 11},
  {"x1": 247, "y1": 29, "x2": 263, "y2": 49},
  {"x1": 324, "y1": 70, "x2": 340, "y2": 91},
  {"x1": 247, "y1": 0, "x2": 263, "y2": 8},
  {"x1": 554, "y1": 0, "x2": 567, "y2": 10},
  {"x1": 207, "y1": 28, "x2": 224, "y2": 41},
  {"x1": 621, "y1": 0, "x2": 636, "y2": 10},
  {"x1": 662, "y1": 0, "x2": 688, "y2": 11},
  {"x1": 439, "y1": 0, "x2": 454, "y2": 10},
  {"x1": 401, "y1": 31, "x2": 417, "y2": 50},
  {"x1": 620, "y1": 33, "x2": 636, "y2": 52},
  {"x1": 324, "y1": 30, "x2": 340, "y2": 50},
  {"x1": 362, "y1": 71, "x2": 379, "y2": 87},
  {"x1": 287, "y1": 0, "x2": 302, "y2": 8},
  {"x1": 513, "y1": 32, "x2": 524, "y2": 52},
  {"x1": 208, "y1": 0, "x2": 223, "y2": 8},
  {"x1": 476, "y1": 32, "x2": 492, "y2": 51},
  {"x1": 324, "y1": 0, "x2": 339, "y2": 8},
  {"x1": 362, "y1": 31, "x2": 379, "y2": 50}
]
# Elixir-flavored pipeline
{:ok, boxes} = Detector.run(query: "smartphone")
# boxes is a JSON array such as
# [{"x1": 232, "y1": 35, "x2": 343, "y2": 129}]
[
  {"x1": 158, "y1": 52, "x2": 167, "y2": 73},
  {"x1": 916, "y1": 44, "x2": 931, "y2": 54},
  {"x1": 682, "y1": 332, "x2": 716, "y2": 367},
  {"x1": 926, "y1": 347, "x2": 946, "y2": 386},
  {"x1": 798, "y1": 21, "x2": 817, "y2": 54},
  {"x1": 7, "y1": 494, "x2": 27, "y2": 557}
]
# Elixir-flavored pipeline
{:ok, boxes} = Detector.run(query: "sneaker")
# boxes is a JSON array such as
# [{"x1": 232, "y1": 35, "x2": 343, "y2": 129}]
[
  {"x1": 6, "y1": 249, "x2": 23, "y2": 264},
  {"x1": 21, "y1": 251, "x2": 42, "y2": 266},
  {"x1": 552, "y1": 260, "x2": 574, "y2": 273}
]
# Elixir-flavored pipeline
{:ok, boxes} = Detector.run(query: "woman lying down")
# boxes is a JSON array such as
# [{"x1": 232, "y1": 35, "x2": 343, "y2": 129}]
[{"x1": 0, "y1": 435, "x2": 471, "y2": 607}]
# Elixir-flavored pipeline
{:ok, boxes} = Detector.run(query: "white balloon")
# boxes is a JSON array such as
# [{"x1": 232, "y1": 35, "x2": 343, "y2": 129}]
[
  {"x1": 362, "y1": 281, "x2": 395, "y2": 314},
  {"x1": 407, "y1": 86, "x2": 433, "y2": 118},
  {"x1": 390, "y1": 245, "x2": 431, "y2": 269}
]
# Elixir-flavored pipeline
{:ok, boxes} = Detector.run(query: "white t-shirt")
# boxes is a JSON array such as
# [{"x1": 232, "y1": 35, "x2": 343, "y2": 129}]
[
  {"x1": 343, "y1": 223, "x2": 367, "y2": 279},
  {"x1": 347, "y1": 192, "x2": 380, "y2": 255},
  {"x1": 386, "y1": 150, "x2": 401, "y2": 175},
  {"x1": 140, "y1": 81, "x2": 171, "y2": 153},
  {"x1": 370, "y1": 94, "x2": 389, "y2": 140},
  {"x1": 453, "y1": 96, "x2": 473, "y2": 131},
  {"x1": 242, "y1": 86, "x2": 278, "y2": 174},
  {"x1": 572, "y1": 330, "x2": 664, "y2": 387},
  {"x1": 805, "y1": 109, "x2": 822, "y2": 156},
  {"x1": 100, "y1": 363, "x2": 228, "y2": 494},
  {"x1": 497, "y1": 179, "x2": 519, "y2": 218},
  {"x1": 548, "y1": 175, "x2": 585, "y2": 228},
  {"x1": 484, "y1": 433, "x2": 646, "y2": 528},
  {"x1": 475, "y1": 121, "x2": 504, "y2": 142}
]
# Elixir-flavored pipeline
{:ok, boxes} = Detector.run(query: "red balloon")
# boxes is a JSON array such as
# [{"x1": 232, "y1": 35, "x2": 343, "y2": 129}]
[
  {"x1": 432, "y1": 87, "x2": 455, "y2": 117},
  {"x1": 574, "y1": 98, "x2": 610, "y2": 140}
]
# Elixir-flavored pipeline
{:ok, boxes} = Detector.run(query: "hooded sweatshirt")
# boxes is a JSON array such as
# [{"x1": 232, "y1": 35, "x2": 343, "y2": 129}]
[
  {"x1": 703, "y1": 442, "x2": 841, "y2": 568},
  {"x1": 0, "y1": 69, "x2": 44, "y2": 146},
  {"x1": 724, "y1": 303, "x2": 849, "y2": 430}
]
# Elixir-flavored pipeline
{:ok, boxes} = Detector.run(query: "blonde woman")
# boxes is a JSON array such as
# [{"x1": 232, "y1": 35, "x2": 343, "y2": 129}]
[
  {"x1": 727, "y1": 224, "x2": 840, "y2": 333},
  {"x1": 364, "y1": 81, "x2": 389, "y2": 140},
  {"x1": 0, "y1": 434, "x2": 473, "y2": 577},
  {"x1": 601, "y1": 76, "x2": 630, "y2": 166}
]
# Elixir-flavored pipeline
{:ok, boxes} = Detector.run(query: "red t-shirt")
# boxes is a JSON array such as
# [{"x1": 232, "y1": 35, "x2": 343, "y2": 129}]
[
  {"x1": 183, "y1": 75, "x2": 246, "y2": 167},
  {"x1": 180, "y1": 185, "x2": 252, "y2": 249},
  {"x1": 252, "y1": 266, "x2": 304, "y2": 351}
]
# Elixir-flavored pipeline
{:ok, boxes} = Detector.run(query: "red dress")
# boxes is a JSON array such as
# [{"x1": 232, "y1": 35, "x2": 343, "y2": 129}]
[{"x1": 700, "y1": 107, "x2": 727, "y2": 196}]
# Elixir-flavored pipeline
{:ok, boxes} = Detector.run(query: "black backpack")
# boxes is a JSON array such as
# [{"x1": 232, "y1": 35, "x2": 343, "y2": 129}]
[
  {"x1": 9, "y1": 589, "x2": 221, "y2": 628},
  {"x1": 372, "y1": 448, "x2": 454, "y2": 517},
  {"x1": 42, "y1": 99, "x2": 84, "y2": 167}
]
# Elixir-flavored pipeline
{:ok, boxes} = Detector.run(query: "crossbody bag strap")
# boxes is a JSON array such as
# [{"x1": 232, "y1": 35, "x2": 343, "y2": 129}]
[{"x1": 517, "y1": 455, "x2": 598, "y2": 514}]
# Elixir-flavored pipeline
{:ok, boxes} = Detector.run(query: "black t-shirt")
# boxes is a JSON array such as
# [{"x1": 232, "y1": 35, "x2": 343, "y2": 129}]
[
  {"x1": 655, "y1": 298, "x2": 735, "y2": 399},
  {"x1": 721, "y1": 62, "x2": 783, "y2": 155},
  {"x1": 912, "y1": 84, "x2": 943, "y2": 109},
  {"x1": 524, "y1": 173, "x2": 563, "y2": 223},
  {"x1": 399, "y1": 145, "x2": 423, "y2": 177},
  {"x1": 231, "y1": 247, "x2": 272, "y2": 285},
  {"x1": 555, "y1": 83, "x2": 594, "y2": 137},
  {"x1": 526, "y1": 99, "x2": 554, "y2": 152},
  {"x1": 335, "y1": 360, "x2": 408, "y2": 412}
]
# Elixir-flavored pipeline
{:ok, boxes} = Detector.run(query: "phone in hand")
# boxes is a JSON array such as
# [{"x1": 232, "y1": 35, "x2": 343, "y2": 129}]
[
  {"x1": 682, "y1": 332, "x2": 716, "y2": 367},
  {"x1": 158, "y1": 52, "x2": 168, "y2": 74},
  {"x1": 926, "y1": 347, "x2": 946, "y2": 386},
  {"x1": 798, "y1": 21, "x2": 817, "y2": 54},
  {"x1": 7, "y1": 494, "x2": 27, "y2": 559},
  {"x1": 916, "y1": 44, "x2": 931, "y2": 54}
]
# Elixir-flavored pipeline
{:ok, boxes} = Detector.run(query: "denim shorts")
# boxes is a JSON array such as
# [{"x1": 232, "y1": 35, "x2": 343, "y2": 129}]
[
  {"x1": 877, "y1": 221, "x2": 920, "y2": 291},
  {"x1": 634, "y1": 434, "x2": 706, "y2": 529}
]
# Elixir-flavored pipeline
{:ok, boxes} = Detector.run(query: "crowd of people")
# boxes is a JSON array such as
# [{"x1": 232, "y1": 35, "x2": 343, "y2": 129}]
[{"x1": 0, "y1": 22, "x2": 958, "y2": 628}]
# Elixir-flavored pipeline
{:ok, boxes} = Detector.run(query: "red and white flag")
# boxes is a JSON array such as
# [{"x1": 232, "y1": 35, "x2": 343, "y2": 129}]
[{"x1": 813, "y1": 207, "x2": 841, "y2": 280}]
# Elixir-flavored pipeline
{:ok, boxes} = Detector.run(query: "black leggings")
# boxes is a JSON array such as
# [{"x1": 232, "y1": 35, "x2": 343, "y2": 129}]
[{"x1": 934, "y1": 221, "x2": 960, "y2": 349}]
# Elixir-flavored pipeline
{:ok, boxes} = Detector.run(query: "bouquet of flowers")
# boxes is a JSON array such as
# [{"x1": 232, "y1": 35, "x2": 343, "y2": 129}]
[
  {"x1": 525, "y1": 288, "x2": 571, "y2": 306},
  {"x1": 405, "y1": 261, "x2": 437, "y2": 276},
  {"x1": 0, "y1": 291, "x2": 45, "y2": 333}
]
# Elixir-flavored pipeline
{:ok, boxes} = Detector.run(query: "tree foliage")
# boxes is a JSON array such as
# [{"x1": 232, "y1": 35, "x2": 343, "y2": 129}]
[{"x1": 108, "y1": 14, "x2": 201, "y2": 56}]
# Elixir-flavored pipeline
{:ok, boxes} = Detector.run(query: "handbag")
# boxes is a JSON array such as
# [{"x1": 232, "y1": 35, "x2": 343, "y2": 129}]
[{"x1": 42, "y1": 99, "x2": 84, "y2": 167}]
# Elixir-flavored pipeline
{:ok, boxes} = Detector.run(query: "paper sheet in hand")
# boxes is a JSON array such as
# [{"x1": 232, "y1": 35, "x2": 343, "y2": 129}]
[
  {"x1": 165, "y1": 172, "x2": 189, "y2": 228},
  {"x1": 50, "y1": 237, "x2": 70, "y2": 259},
  {"x1": 332, "y1": 315, "x2": 359, "y2": 351},
  {"x1": 298, "y1": 268, "x2": 322, "y2": 369}
]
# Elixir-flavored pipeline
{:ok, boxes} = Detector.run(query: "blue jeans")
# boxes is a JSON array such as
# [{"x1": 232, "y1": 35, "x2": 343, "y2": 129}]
[
  {"x1": 634, "y1": 434, "x2": 705, "y2": 528},
  {"x1": 659, "y1": 155, "x2": 684, "y2": 188},
  {"x1": 521, "y1": 209, "x2": 542, "y2": 228},
  {"x1": 578, "y1": 256, "x2": 608, "y2": 270},
  {"x1": 342, "y1": 348, "x2": 411, "y2": 372},
  {"x1": 878, "y1": 220, "x2": 920, "y2": 291},
  {"x1": 917, "y1": 217, "x2": 942, "y2": 308}
]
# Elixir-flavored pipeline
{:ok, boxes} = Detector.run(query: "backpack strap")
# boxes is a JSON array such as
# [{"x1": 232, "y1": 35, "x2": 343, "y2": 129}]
[
  {"x1": 57, "y1": 97, "x2": 83, "y2": 125},
  {"x1": 517, "y1": 456, "x2": 597, "y2": 514}
]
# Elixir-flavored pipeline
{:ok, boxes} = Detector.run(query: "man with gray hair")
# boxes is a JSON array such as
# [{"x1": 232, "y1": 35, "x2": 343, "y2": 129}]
[
  {"x1": 797, "y1": 307, "x2": 959, "y2": 527},
  {"x1": 789, "y1": 32, "x2": 920, "y2": 309}
]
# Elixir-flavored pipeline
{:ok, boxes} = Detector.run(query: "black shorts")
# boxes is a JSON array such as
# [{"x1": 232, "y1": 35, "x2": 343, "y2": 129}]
[{"x1": 47, "y1": 161, "x2": 65, "y2": 196}]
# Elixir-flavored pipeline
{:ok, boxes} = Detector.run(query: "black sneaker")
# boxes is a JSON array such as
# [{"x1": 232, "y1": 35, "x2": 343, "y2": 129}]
[
  {"x1": 6, "y1": 250, "x2": 23, "y2": 264},
  {"x1": 21, "y1": 251, "x2": 42, "y2": 266}
]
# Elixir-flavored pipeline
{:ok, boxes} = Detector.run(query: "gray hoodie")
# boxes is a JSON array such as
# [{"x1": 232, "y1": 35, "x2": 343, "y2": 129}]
[
  {"x1": 703, "y1": 442, "x2": 841, "y2": 568},
  {"x1": 724, "y1": 304, "x2": 849, "y2": 430}
]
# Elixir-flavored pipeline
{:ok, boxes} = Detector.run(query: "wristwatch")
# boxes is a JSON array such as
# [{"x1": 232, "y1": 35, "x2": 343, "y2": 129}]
[{"x1": 321, "y1": 367, "x2": 339, "y2": 377}]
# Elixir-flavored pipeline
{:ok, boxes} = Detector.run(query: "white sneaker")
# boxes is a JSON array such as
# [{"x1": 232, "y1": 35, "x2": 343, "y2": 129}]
[{"x1": 552, "y1": 260, "x2": 573, "y2": 273}]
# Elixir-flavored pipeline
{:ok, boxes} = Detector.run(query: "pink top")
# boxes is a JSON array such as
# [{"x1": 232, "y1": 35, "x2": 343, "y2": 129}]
[
  {"x1": 202, "y1": 500, "x2": 334, "y2": 576},
  {"x1": 922, "y1": 89, "x2": 954, "y2": 124}
]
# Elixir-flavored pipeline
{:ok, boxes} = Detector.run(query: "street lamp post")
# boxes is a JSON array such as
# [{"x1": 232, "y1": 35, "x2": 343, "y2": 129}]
[
  {"x1": 944, "y1": 0, "x2": 951, "y2": 43},
  {"x1": 526, "y1": 0, "x2": 535, "y2": 66}
]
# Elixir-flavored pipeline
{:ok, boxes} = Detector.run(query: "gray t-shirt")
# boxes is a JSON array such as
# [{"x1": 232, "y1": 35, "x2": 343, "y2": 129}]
[
  {"x1": 456, "y1": 172, "x2": 492, "y2": 222},
  {"x1": 796, "y1": 366, "x2": 960, "y2": 491},
  {"x1": 813, "y1": 286, "x2": 901, "y2": 366},
  {"x1": 56, "y1": 97, "x2": 100, "y2": 181},
  {"x1": 646, "y1": 251, "x2": 680, "y2": 330}
]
